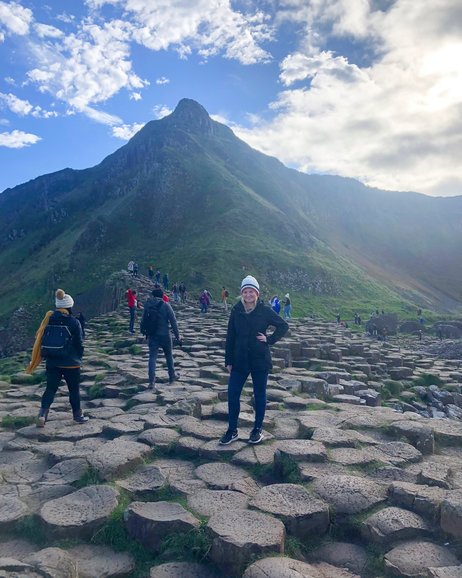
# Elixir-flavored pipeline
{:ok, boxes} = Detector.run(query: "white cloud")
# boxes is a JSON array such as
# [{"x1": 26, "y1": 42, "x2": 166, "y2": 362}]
[
  {"x1": 0, "y1": 1, "x2": 32, "y2": 36},
  {"x1": 152, "y1": 104, "x2": 172, "y2": 119},
  {"x1": 82, "y1": 106, "x2": 122, "y2": 126},
  {"x1": 236, "y1": 0, "x2": 462, "y2": 196},
  {"x1": 0, "y1": 91, "x2": 58, "y2": 118},
  {"x1": 34, "y1": 22, "x2": 64, "y2": 38},
  {"x1": 112, "y1": 121, "x2": 145, "y2": 139},
  {"x1": 0, "y1": 129, "x2": 41, "y2": 148},
  {"x1": 156, "y1": 76, "x2": 170, "y2": 85},
  {"x1": 122, "y1": 0, "x2": 273, "y2": 65},
  {"x1": 130, "y1": 92, "x2": 142, "y2": 100},
  {"x1": 26, "y1": 18, "x2": 148, "y2": 122}
]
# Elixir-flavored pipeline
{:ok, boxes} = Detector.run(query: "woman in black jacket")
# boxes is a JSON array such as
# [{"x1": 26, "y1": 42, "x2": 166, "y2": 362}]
[
  {"x1": 220, "y1": 275, "x2": 288, "y2": 445},
  {"x1": 27, "y1": 289, "x2": 88, "y2": 427}
]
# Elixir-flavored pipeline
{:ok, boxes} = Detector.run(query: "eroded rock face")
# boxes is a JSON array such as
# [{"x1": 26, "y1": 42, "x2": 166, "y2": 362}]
[
  {"x1": 361, "y1": 506, "x2": 431, "y2": 545},
  {"x1": 384, "y1": 541, "x2": 460, "y2": 577},
  {"x1": 250, "y1": 483, "x2": 329, "y2": 539},
  {"x1": 39, "y1": 485, "x2": 119, "y2": 539},
  {"x1": 440, "y1": 490, "x2": 462, "y2": 538},
  {"x1": 312, "y1": 475, "x2": 387, "y2": 514},
  {"x1": 149, "y1": 562, "x2": 219, "y2": 578},
  {"x1": 207, "y1": 509, "x2": 285, "y2": 576},
  {"x1": 242, "y1": 557, "x2": 360, "y2": 578},
  {"x1": 67, "y1": 544, "x2": 135, "y2": 578},
  {"x1": 124, "y1": 501, "x2": 199, "y2": 552}
]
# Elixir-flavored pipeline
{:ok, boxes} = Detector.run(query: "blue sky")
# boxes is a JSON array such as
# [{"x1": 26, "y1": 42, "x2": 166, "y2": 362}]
[{"x1": 0, "y1": 0, "x2": 461, "y2": 197}]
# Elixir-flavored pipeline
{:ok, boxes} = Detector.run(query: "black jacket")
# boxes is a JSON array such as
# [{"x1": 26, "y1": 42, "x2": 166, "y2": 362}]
[
  {"x1": 46, "y1": 310, "x2": 84, "y2": 369},
  {"x1": 140, "y1": 297, "x2": 180, "y2": 340},
  {"x1": 225, "y1": 300, "x2": 288, "y2": 372}
]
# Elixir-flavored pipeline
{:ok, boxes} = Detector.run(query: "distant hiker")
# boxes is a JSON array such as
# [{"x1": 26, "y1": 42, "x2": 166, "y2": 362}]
[
  {"x1": 354, "y1": 313, "x2": 359, "y2": 324},
  {"x1": 148, "y1": 265, "x2": 154, "y2": 280},
  {"x1": 283, "y1": 293, "x2": 291, "y2": 320},
  {"x1": 26, "y1": 289, "x2": 88, "y2": 427},
  {"x1": 357, "y1": 315, "x2": 362, "y2": 325},
  {"x1": 140, "y1": 287, "x2": 181, "y2": 390},
  {"x1": 155, "y1": 270, "x2": 161, "y2": 284},
  {"x1": 418, "y1": 329, "x2": 423, "y2": 341},
  {"x1": 163, "y1": 273, "x2": 169, "y2": 291},
  {"x1": 219, "y1": 275, "x2": 288, "y2": 446},
  {"x1": 221, "y1": 286, "x2": 229, "y2": 311},
  {"x1": 126, "y1": 288, "x2": 137, "y2": 334},
  {"x1": 127, "y1": 260, "x2": 134, "y2": 276},
  {"x1": 270, "y1": 296, "x2": 281, "y2": 315},
  {"x1": 179, "y1": 282, "x2": 187, "y2": 303},
  {"x1": 75, "y1": 312, "x2": 86, "y2": 339},
  {"x1": 336, "y1": 312, "x2": 341, "y2": 324},
  {"x1": 133, "y1": 262, "x2": 139, "y2": 277},
  {"x1": 200, "y1": 289, "x2": 210, "y2": 314},
  {"x1": 172, "y1": 283, "x2": 179, "y2": 302}
]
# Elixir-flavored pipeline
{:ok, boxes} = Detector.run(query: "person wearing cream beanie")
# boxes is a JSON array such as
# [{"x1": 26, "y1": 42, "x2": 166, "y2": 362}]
[
  {"x1": 27, "y1": 289, "x2": 88, "y2": 427},
  {"x1": 220, "y1": 275, "x2": 288, "y2": 446}
]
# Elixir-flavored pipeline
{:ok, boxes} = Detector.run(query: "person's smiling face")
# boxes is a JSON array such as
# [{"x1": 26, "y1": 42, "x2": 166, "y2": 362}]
[{"x1": 242, "y1": 288, "x2": 258, "y2": 304}]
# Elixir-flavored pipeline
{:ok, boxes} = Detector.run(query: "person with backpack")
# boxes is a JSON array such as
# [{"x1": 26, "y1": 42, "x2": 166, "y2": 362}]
[
  {"x1": 26, "y1": 288, "x2": 88, "y2": 427},
  {"x1": 219, "y1": 276, "x2": 288, "y2": 446},
  {"x1": 140, "y1": 286, "x2": 181, "y2": 390},
  {"x1": 221, "y1": 286, "x2": 230, "y2": 311}
]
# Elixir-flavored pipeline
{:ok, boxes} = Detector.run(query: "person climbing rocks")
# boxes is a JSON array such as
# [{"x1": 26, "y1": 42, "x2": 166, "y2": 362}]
[
  {"x1": 221, "y1": 286, "x2": 229, "y2": 311},
  {"x1": 283, "y1": 293, "x2": 291, "y2": 320},
  {"x1": 179, "y1": 282, "x2": 187, "y2": 303},
  {"x1": 200, "y1": 289, "x2": 210, "y2": 314},
  {"x1": 219, "y1": 275, "x2": 288, "y2": 446},
  {"x1": 140, "y1": 286, "x2": 181, "y2": 391},
  {"x1": 163, "y1": 273, "x2": 169, "y2": 291},
  {"x1": 26, "y1": 288, "x2": 88, "y2": 427},
  {"x1": 148, "y1": 265, "x2": 154, "y2": 280},
  {"x1": 126, "y1": 288, "x2": 137, "y2": 333},
  {"x1": 270, "y1": 295, "x2": 280, "y2": 315}
]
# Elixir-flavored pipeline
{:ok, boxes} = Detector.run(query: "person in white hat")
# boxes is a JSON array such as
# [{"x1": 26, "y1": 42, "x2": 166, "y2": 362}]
[
  {"x1": 283, "y1": 293, "x2": 291, "y2": 320},
  {"x1": 26, "y1": 288, "x2": 88, "y2": 427},
  {"x1": 220, "y1": 275, "x2": 288, "y2": 445}
]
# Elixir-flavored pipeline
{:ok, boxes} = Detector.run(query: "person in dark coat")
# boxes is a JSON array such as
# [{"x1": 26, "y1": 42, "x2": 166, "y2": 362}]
[
  {"x1": 26, "y1": 289, "x2": 88, "y2": 427},
  {"x1": 220, "y1": 275, "x2": 288, "y2": 445},
  {"x1": 140, "y1": 287, "x2": 181, "y2": 391}
]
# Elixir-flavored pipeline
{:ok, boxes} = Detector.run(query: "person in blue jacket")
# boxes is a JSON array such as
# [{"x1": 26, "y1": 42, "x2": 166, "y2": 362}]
[{"x1": 220, "y1": 275, "x2": 288, "y2": 446}]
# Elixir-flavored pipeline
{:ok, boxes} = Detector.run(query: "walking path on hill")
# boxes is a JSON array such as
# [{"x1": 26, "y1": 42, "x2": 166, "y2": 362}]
[{"x1": 0, "y1": 275, "x2": 462, "y2": 577}]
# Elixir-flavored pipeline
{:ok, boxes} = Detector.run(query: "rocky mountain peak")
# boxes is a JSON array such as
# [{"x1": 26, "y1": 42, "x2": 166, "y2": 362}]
[{"x1": 167, "y1": 98, "x2": 214, "y2": 135}]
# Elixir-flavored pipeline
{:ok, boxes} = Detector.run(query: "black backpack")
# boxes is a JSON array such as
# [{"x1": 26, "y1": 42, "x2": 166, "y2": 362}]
[
  {"x1": 141, "y1": 300, "x2": 164, "y2": 336},
  {"x1": 41, "y1": 324, "x2": 73, "y2": 359}
]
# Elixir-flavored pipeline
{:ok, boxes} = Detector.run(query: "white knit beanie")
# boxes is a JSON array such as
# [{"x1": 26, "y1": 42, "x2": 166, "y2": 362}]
[
  {"x1": 55, "y1": 288, "x2": 74, "y2": 309},
  {"x1": 240, "y1": 275, "x2": 260, "y2": 295}
]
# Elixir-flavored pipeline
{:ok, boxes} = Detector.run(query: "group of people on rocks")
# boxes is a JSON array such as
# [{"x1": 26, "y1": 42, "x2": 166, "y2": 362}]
[{"x1": 25, "y1": 274, "x2": 289, "y2": 446}]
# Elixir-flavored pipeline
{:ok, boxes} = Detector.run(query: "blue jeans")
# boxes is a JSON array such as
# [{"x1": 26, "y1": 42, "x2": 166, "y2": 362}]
[
  {"x1": 42, "y1": 367, "x2": 81, "y2": 416},
  {"x1": 200, "y1": 303, "x2": 208, "y2": 313},
  {"x1": 129, "y1": 306, "x2": 135, "y2": 332},
  {"x1": 227, "y1": 369, "x2": 268, "y2": 431},
  {"x1": 148, "y1": 335, "x2": 175, "y2": 385},
  {"x1": 283, "y1": 304, "x2": 291, "y2": 319}
]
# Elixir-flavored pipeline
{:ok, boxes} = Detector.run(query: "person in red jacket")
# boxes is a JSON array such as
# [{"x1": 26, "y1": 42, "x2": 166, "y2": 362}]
[{"x1": 126, "y1": 288, "x2": 137, "y2": 333}]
